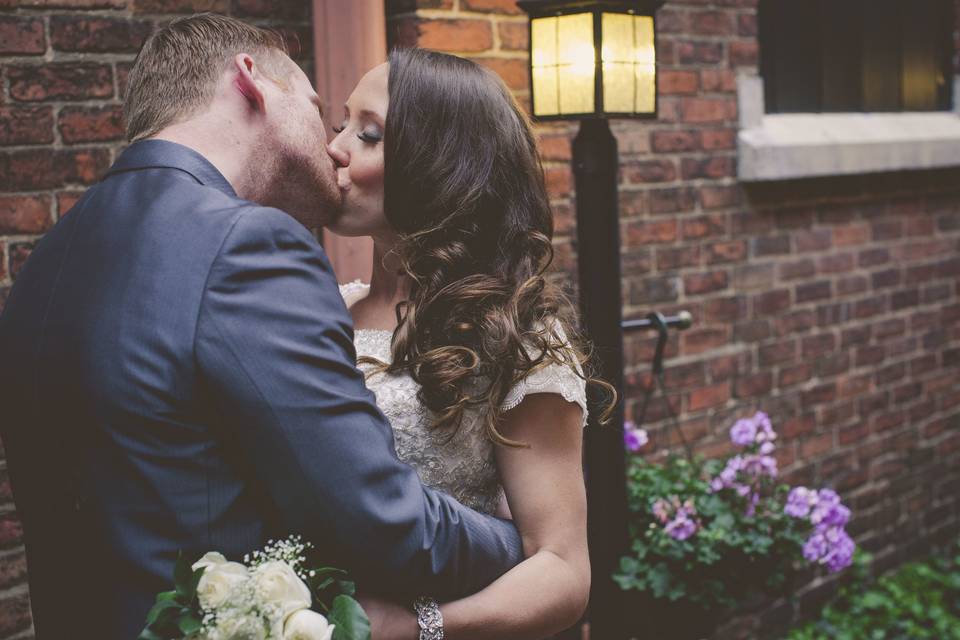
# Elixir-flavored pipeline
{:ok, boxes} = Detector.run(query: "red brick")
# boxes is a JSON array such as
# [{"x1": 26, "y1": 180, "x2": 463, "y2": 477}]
[
  {"x1": 779, "y1": 258, "x2": 815, "y2": 281},
  {"x1": 418, "y1": 19, "x2": 494, "y2": 52},
  {"x1": 730, "y1": 40, "x2": 758, "y2": 66},
  {"x1": 0, "y1": 106, "x2": 54, "y2": 145},
  {"x1": 463, "y1": 0, "x2": 522, "y2": 13},
  {"x1": 779, "y1": 363, "x2": 812, "y2": 387},
  {"x1": 734, "y1": 371, "x2": 773, "y2": 398},
  {"x1": 51, "y1": 16, "x2": 152, "y2": 53},
  {"x1": 690, "y1": 10, "x2": 734, "y2": 35},
  {"x1": 682, "y1": 327, "x2": 728, "y2": 354},
  {"x1": 13, "y1": 0, "x2": 125, "y2": 6},
  {"x1": 656, "y1": 8, "x2": 689, "y2": 33},
  {"x1": 8, "y1": 64, "x2": 114, "y2": 102},
  {"x1": 57, "y1": 191, "x2": 84, "y2": 218},
  {"x1": 704, "y1": 295, "x2": 746, "y2": 322},
  {"x1": 0, "y1": 513, "x2": 23, "y2": 548},
  {"x1": 624, "y1": 219, "x2": 678, "y2": 245},
  {"x1": 662, "y1": 361, "x2": 706, "y2": 389},
  {"x1": 833, "y1": 223, "x2": 870, "y2": 247},
  {"x1": 544, "y1": 166, "x2": 572, "y2": 197},
  {"x1": 472, "y1": 57, "x2": 528, "y2": 91},
  {"x1": 658, "y1": 70, "x2": 699, "y2": 95},
  {"x1": 0, "y1": 195, "x2": 53, "y2": 235},
  {"x1": 753, "y1": 289, "x2": 790, "y2": 315},
  {"x1": 538, "y1": 134, "x2": 570, "y2": 161},
  {"x1": 701, "y1": 128, "x2": 736, "y2": 150},
  {"x1": 680, "y1": 97, "x2": 737, "y2": 123},
  {"x1": 773, "y1": 309, "x2": 816, "y2": 336},
  {"x1": 0, "y1": 244, "x2": 6, "y2": 282},
  {"x1": 386, "y1": 0, "x2": 454, "y2": 13},
  {"x1": 651, "y1": 130, "x2": 699, "y2": 153},
  {"x1": 0, "y1": 15, "x2": 46, "y2": 54},
  {"x1": 681, "y1": 213, "x2": 726, "y2": 239},
  {"x1": 232, "y1": 0, "x2": 309, "y2": 19},
  {"x1": 700, "y1": 185, "x2": 739, "y2": 209},
  {"x1": 782, "y1": 414, "x2": 815, "y2": 438},
  {"x1": 818, "y1": 252, "x2": 855, "y2": 274},
  {"x1": 0, "y1": 148, "x2": 111, "y2": 192},
  {"x1": 795, "y1": 228, "x2": 832, "y2": 252},
  {"x1": 681, "y1": 156, "x2": 734, "y2": 179},
  {"x1": 684, "y1": 270, "x2": 728, "y2": 295},
  {"x1": 699, "y1": 69, "x2": 737, "y2": 93},
  {"x1": 58, "y1": 104, "x2": 125, "y2": 144},
  {"x1": 0, "y1": 591, "x2": 32, "y2": 637},
  {"x1": 10, "y1": 242, "x2": 34, "y2": 279},
  {"x1": 678, "y1": 40, "x2": 723, "y2": 64},
  {"x1": 754, "y1": 234, "x2": 790, "y2": 256},
  {"x1": 624, "y1": 159, "x2": 677, "y2": 183},
  {"x1": 498, "y1": 21, "x2": 527, "y2": 50},
  {"x1": 135, "y1": 0, "x2": 228, "y2": 10},
  {"x1": 657, "y1": 245, "x2": 700, "y2": 271},
  {"x1": 688, "y1": 382, "x2": 730, "y2": 411},
  {"x1": 0, "y1": 550, "x2": 27, "y2": 591},
  {"x1": 759, "y1": 339, "x2": 796, "y2": 366},
  {"x1": 704, "y1": 240, "x2": 746, "y2": 264},
  {"x1": 738, "y1": 13, "x2": 757, "y2": 36},
  {"x1": 795, "y1": 280, "x2": 831, "y2": 303},
  {"x1": 649, "y1": 187, "x2": 695, "y2": 214}
]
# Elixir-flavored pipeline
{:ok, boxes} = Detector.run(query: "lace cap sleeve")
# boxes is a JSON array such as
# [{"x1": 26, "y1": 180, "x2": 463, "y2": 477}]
[
  {"x1": 500, "y1": 320, "x2": 589, "y2": 428},
  {"x1": 338, "y1": 280, "x2": 370, "y2": 307}
]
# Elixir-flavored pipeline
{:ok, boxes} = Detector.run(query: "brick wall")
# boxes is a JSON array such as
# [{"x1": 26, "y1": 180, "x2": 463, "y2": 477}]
[
  {"x1": 386, "y1": 0, "x2": 960, "y2": 638},
  {"x1": 0, "y1": 2, "x2": 313, "y2": 637},
  {"x1": 1, "y1": 0, "x2": 959, "y2": 638}
]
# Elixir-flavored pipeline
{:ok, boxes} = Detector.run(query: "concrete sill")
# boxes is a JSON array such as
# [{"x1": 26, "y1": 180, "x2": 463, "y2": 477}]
[{"x1": 736, "y1": 75, "x2": 960, "y2": 182}]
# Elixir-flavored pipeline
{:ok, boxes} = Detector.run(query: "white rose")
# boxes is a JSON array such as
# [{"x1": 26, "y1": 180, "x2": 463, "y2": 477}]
[
  {"x1": 196, "y1": 560, "x2": 249, "y2": 610},
  {"x1": 192, "y1": 551, "x2": 229, "y2": 572},
  {"x1": 253, "y1": 561, "x2": 312, "y2": 618},
  {"x1": 283, "y1": 609, "x2": 335, "y2": 640}
]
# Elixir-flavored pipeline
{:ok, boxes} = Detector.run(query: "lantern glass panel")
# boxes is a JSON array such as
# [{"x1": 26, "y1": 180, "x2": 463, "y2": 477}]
[
  {"x1": 530, "y1": 12, "x2": 595, "y2": 116},
  {"x1": 634, "y1": 15, "x2": 656, "y2": 113},
  {"x1": 601, "y1": 12, "x2": 635, "y2": 112},
  {"x1": 600, "y1": 12, "x2": 657, "y2": 115}
]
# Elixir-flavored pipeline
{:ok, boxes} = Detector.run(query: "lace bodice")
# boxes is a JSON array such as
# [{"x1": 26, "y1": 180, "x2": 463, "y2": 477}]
[{"x1": 339, "y1": 281, "x2": 588, "y2": 515}]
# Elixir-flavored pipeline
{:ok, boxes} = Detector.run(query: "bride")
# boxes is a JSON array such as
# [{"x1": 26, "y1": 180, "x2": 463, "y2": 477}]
[{"x1": 326, "y1": 48, "x2": 612, "y2": 639}]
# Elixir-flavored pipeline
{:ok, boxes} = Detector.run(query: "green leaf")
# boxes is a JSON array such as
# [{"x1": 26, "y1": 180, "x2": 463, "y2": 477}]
[
  {"x1": 179, "y1": 615, "x2": 202, "y2": 635},
  {"x1": 174, "y1": 552, "x2": 194, "y2": 596},
  {"x1": 329, "y1": 595, "x2": 372, "y2": 640},
  {"x1": 146, "y1": 598, "x2": 181, "y2": 625},
  {"x1": 138, "y1": 628, "x2": 166, "y2": 640}
]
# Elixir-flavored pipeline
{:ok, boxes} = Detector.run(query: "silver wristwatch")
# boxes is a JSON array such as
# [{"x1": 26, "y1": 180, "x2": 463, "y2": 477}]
[{"x1": 413, "y1": 596, "x2": 444, "y2": 640}]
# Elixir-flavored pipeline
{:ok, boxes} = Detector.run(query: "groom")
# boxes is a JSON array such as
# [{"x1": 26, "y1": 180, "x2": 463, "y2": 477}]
[{"x1": 0, "y1": 13, "x2": 521, "y2": 640}]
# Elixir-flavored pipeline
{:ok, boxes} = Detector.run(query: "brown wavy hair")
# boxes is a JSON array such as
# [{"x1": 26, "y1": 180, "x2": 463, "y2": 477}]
[{"x1": 365, "y1": 48, "x2": 614, "y2": 446}]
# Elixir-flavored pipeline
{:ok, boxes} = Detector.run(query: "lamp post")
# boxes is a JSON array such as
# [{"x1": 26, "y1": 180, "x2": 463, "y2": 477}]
[{"x1": 516, "y1": 2, "x2": 664, "y2": 638}]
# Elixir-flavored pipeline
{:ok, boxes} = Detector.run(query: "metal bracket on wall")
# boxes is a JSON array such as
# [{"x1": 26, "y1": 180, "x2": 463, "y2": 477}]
[{"x1": 624, "y1": 310, "x2": 695, "y2": 459}]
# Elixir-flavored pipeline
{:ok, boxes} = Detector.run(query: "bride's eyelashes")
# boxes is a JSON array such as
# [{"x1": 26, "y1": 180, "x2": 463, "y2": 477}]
[{"x1": 332, "y1": 119, "x2": 383, "y2": 144}]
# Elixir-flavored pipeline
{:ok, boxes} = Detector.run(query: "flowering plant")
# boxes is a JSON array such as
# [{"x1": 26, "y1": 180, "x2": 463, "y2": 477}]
[
  {"x1": 139, "y1": 536, "x2": 370, "y2": 640},
  {"x1": 615, "y1": 414, "x2": 856, "y2": 625}
]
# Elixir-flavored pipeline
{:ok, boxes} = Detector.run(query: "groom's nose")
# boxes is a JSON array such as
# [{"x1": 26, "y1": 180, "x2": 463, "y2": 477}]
[{"x1": 327, "y1": 143, "x2": 349, "y2": 169}]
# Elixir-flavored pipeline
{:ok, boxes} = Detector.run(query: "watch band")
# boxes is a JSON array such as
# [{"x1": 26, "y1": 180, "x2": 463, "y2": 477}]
[{"x1": 413, "y1": 596, "x2": 444, "y2": 640}]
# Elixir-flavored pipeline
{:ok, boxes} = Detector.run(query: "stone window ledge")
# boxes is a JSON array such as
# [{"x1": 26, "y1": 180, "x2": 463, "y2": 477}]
[{"x1": 736, "y1": 74, "x2": 960, "y2": 182}]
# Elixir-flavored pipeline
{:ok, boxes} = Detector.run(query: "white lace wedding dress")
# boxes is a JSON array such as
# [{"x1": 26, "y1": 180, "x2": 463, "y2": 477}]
[{"x1": 339, "y1": 281, "x2": 588, "y2": 515}]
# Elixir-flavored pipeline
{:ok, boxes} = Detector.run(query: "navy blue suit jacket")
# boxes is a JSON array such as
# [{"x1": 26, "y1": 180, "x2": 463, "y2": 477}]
[{"x1": 0, "y1": 140, "x2": 522, "y2": 640}]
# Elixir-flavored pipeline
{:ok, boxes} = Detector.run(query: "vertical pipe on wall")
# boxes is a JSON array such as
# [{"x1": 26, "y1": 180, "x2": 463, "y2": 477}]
[{"x1": 313, "y1": 0, "x2": 386, "y2": 283}]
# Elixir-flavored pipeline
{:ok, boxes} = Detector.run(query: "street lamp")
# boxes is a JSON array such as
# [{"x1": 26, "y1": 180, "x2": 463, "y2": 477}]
[{"x1": 517, "y1": 2, "x2": 665, "y2": 639}]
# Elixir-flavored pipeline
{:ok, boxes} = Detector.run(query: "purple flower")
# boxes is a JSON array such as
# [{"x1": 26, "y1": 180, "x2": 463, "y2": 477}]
[
  {"x1": 730, "y1": 418, "x2": 758, "y2": 447},
  {"x1": 624, "y1": 421, "x2": 649, "y2": 452},
  {"x1": 652, "y1": 498, "x2": 671, "y2": 524},
  {"x1": 803, "y1": 530, "x2": 828, "y2": 562},
  {"x1": 810, "y1": 489, "x2": 841, "y2": 525},
  {"x1": 755, "y1": 412, "x2": 776, "y2": 443},
  {"x1": 820, "y1": 503, "x2": 851, "y2": 528},
  {"x1": 823, "y1": 529, "x2": 855, "y2": 572},
  {"x1": 785, "y1": 486, "x2": 817, "y2": 518}
]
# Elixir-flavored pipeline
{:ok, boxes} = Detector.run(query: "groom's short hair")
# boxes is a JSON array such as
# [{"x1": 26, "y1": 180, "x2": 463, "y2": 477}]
[{"x1": 124, "y1": 13, "x2": 291, "y2": 142}]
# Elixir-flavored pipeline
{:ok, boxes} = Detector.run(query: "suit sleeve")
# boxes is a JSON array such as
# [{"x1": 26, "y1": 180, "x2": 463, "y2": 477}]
[{"x1": 194, "y1": 207, "x2": 523, "y2": 598}]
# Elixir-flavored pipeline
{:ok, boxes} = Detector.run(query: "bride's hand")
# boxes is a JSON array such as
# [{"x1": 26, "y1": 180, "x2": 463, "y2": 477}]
[{"x1": 358, "y1": 594, "x2": 420, "y2": 640}]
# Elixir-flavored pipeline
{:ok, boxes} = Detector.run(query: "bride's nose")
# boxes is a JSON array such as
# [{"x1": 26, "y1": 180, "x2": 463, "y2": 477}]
[{"x1": 326, "y1": 141, "x2": 349, "y2": 169}]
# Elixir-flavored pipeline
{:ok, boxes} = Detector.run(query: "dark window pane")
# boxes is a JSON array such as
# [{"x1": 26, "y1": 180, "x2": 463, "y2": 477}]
[
  {"x1": 820, "y1": 0, "x2": 862, "y2": 111},
  {"x1": 763, "y1": 0, "x2": 821, "y2": 112},
  {"x1": 902, "y1": 0, "x2": 942, "y2": 110},
  {"x1": 862, "y1": 0, "x2": 902, "y2": 111}
]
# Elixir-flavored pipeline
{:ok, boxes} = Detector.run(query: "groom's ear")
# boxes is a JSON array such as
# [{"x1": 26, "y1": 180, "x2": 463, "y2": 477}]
[{"x1": 233, "y1": 53, "x2": 267, "y2": 114}]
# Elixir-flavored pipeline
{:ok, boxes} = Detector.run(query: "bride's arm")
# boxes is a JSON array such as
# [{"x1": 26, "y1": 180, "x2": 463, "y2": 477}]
[
  {"x1": 442, "y1": 392, "x2": 590, "y2": 638},
  {"x1": 364, "y1": 393, "x2": 589, "y2": 640}
]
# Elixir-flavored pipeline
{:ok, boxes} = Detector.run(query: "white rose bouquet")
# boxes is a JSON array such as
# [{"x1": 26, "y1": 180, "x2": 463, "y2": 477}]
[{"x1": 139, "y1": 537, "x2": 370, "y2": 640}]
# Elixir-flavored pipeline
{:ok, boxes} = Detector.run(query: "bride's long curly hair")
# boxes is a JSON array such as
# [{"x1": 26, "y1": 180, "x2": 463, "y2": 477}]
[{"x1": 367, "y1": 48, "x2": 614, "y2": 446}]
